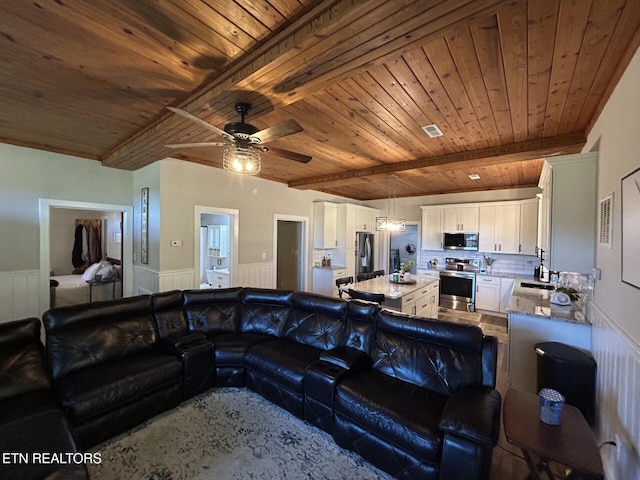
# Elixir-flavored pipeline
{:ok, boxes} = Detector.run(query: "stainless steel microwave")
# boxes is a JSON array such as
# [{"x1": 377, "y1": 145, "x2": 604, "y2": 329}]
[{"x1": 443, "y1": 232, "x2": 479, "y2": 251}]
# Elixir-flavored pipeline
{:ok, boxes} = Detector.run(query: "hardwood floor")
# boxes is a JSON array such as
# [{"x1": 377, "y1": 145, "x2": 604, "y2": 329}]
[
  {"x1": 491, "y1": 341, "x2": 531, "y2": 479},
  {"x1": 435, "y1": 308, "x2": 530, "y2": 479}
]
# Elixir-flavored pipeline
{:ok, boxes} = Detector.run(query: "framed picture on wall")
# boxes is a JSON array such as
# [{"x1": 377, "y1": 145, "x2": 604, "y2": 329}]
[
  {"x1": 141, "y1": 187, "x2": 149, "y2": 264},
  {"x1": 621, "y1": 167, "x2": 640, "y2": 289}
]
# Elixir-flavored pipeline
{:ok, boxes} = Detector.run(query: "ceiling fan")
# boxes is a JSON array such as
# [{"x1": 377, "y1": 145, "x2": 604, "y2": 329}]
[{"x1": 166, "y1": 102, "x2": 312, "y2": 166}]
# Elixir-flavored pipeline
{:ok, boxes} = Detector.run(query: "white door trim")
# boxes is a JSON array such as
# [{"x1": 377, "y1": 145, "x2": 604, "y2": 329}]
[{"x1": 194, "y1": 205, "x2": 239, "y2": 288}]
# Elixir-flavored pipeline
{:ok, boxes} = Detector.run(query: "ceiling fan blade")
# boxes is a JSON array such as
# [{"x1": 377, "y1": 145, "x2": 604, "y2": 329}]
[
  {"x1": 260, "y1": 145, "x2": 312, "y2": 164},
  {"x1": 250, "y1": 119, "x2": 303, "y2": 144},
  {"x1": 166, "y1": 142, "x2": 227, "y2": 148},
  {"x1": 167, "y1": 107, "x2": 229, "y2": 139}
]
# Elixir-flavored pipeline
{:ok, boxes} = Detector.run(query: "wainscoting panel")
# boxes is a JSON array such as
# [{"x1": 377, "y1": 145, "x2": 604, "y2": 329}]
[
  {"x1": 0, "y1": 270, "x2": 41, "y2": 323},
  {"x1": 133, "y1": 265, "x2": 159, "y2": 295},
  {"x1": 159, "y1": 269, "x2": 195, "y2": 292},
  {"x1": 235, "y1": 262, "x2": 274, "y2": 288},
  {"x1": 590, "y1": 302, "x2": 640, "y2": 480}
]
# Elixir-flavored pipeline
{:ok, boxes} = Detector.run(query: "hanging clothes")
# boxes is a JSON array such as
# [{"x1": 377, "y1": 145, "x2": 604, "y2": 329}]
[{"x1": 72, "y1": 224, "x2": 84, "y2": 267}]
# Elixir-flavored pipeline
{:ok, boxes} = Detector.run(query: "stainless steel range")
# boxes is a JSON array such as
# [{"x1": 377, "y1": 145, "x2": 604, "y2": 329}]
[{"x1": 439, "y1": 257, "x2": 480, "y2": 312}]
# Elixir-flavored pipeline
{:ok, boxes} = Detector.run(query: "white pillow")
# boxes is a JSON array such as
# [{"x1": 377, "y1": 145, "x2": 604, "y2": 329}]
[{"x1": 82, "y1": 262, "x2": 102, "y2": 282}]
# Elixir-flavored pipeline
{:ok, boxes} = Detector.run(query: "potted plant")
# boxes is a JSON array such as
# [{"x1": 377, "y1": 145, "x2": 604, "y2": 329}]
[{"x1": 399, "y1": 259, "x2": 415, "y2": 281}]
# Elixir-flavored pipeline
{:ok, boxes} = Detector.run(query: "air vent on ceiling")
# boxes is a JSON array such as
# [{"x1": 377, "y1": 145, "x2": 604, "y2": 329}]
[
  {"x1": 468, "y1": 174, "x2": 481, "y2": 180},
  {"x1": 421, "y1": 124, "x2": 443, "y2": 138},
  {"x1": 599, "y1": 192, "x2": 613, "y2": 249}
]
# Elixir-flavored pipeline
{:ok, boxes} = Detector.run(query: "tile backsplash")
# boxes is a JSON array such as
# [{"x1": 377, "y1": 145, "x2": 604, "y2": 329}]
[{"x1": 418, "y1": 250, "x2": 539, "y2": 276}]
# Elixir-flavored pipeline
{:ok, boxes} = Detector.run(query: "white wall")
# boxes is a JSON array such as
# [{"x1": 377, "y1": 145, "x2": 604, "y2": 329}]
[
  {"x1": 147, "y1": 158, "x2": 348, "y2": 270},
  {"x1": 584, "y1": 47, "x2": 640, "y2": 478},
  {"x1": 0, "y1": 144, "x2": 133, "y2": 272}
]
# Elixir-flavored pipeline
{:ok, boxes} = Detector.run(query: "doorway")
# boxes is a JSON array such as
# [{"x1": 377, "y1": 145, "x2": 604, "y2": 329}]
[
  {"x1": 194, "y1": 206, "x2": 239, "y2": 289},
  {"x1": 39, "y1": 199, "x2": 133, "y2": 315},
  {"x1": 390, "y1": 223, "x2": 420, "y2": 274},
  {"x1": 274, "y1": 215, "x2": 308, "y2": 291}
]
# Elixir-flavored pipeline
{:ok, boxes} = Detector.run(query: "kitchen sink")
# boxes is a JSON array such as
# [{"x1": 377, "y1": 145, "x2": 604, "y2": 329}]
[{"x1": 520, "y1": 282, "x2": 555, "y2": 290}]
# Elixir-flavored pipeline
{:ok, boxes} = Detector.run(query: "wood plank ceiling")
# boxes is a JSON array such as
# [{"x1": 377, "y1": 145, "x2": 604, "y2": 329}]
[{"x1": 1, "y1": 0, "x2": 639, "y2": 200}]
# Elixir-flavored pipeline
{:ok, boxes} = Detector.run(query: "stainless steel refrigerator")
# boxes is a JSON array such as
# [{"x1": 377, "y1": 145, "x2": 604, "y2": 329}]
[{"x1": 356, "y1": 233, "x2": 374, "y2": 276}]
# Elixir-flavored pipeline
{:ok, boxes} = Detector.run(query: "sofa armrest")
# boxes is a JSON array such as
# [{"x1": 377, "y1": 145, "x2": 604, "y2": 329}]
[
  {"x1": 156, "y1": 332, "x2": 207, "y2": 355},
  {"x1": 439, "y1": 387, "x2": 501, "y2": 447},
  {"x1": 319, "y1": 346, "x2": 370, "y2": 372}
]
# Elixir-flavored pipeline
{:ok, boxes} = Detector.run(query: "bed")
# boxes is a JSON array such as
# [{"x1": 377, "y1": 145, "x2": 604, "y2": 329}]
[{"x1": 50, "y1": 259, "x2": 122, "y2": 308}]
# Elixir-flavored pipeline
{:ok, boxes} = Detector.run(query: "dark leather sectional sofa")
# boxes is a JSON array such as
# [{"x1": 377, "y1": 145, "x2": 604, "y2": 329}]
[{"x1": 2, "y1": 287, "x2": 501, "y2": 480}]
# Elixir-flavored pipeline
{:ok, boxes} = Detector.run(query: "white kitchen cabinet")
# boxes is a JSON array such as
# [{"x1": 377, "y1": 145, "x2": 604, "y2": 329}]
[
  {"x1": 312, "y1": 266, "x2": 347, "y2": 297},
  {"x1": 499, "y1": 277, "x2": 515, "y2": 314},
  {"x1": 478, "y1": 203, "x2": 520, "y2": 254},
  {"x1": 519, "y1": 198, "x2": 538, "y2": 255},
  {"x1": 475, "y1": 276, "x2": 501, "y2": 311},
  {"x1": 420, "y1": 206, "x2": 444, "y2": 250},
  {"x1": 443, "y1": 205, "x2": 478, "y2": 233},
  {"x1": 207, "y1": 270, "x2": 229, "y2": 289},
  {"x1": 313, "y1": 202, "x2": 338, "y2": 249},
  {"x1": 207, "y1": 225, "x2": 229, "y2": 257},
  {"x1": 354, "y1": 206, "x2": 378, "y2": 232},
  {"x1": 415, "y1": 281, "x2": 439, "y2": 318},
  {"x1": 538, "y1": 152, "x2": 597, "y2": 273}
]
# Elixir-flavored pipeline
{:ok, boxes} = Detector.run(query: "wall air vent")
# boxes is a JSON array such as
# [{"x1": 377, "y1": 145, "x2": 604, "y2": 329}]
[
  {"x1": 599, "y1": 192, "x2": 613, "y2": 249},
  {"x1": 421, "y1": 124, "x2": 443, "y2": 138}
]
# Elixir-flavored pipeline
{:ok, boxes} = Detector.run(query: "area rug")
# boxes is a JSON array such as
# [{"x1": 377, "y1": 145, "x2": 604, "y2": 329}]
[{"x1": 88, "y1": 387, "x2": 392, "y2": 480}]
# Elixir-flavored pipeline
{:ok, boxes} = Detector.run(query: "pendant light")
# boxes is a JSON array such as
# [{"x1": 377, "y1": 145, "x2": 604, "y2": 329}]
[{"x1": 376, "y1": 174, "x2": 406, "y2": 232}]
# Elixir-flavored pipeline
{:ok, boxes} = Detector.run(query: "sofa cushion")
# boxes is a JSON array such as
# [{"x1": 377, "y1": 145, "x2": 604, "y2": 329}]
[
  {"x1": 44, "y1": 296, "x2": 157, "y2": 380},
  {"x1": 208, "y1": 332, "x2": 276, "y2": 366},
  {"x1": 282, "y1": 292, "x2": 347, "y2": 350},
  {"x1": 344, "y1": 301, "x2": 379, "y2": 352},
  {"x1": 183, "y1": 288, "x2": 242, "y2": 333},
  {"x1": 0, "y1": 390, "x2": 59, "y2": 426},
  {"x1": 240, "y1": 288, "x2": 293, "y2": 336},
  {"x1": 0, "y1": 342, "x2": 51, "y2": 401},
  {"x1": 335, "y1": 370, "x2": 447, "y2": 464},
  {"x1": 372, "y1": 310, "x2": 485, "y2": 395},
  {"x1": 55, "y1": 351, "x2": 182, "y2": 422},
  {"x1": 152, "y1": 290, "x2": 188, "y2": 337},
  {"x1": 244, "y1": 339, "x2": 322, "y2": 393}
]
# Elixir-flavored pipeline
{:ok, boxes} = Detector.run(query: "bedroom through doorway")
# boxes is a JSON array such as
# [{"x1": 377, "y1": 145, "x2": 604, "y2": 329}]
[{"x1": 39, "y1": 199, "x2": 133, "y2": 315}]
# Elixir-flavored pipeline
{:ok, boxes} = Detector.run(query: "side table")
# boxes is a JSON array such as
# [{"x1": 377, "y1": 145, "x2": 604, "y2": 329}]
[
  {"x1": 87, "y1": 279, "x2": 116, "y2": 302},
  {"x1": 503, "y1": 389, "x2": 603, "y2": 480}
]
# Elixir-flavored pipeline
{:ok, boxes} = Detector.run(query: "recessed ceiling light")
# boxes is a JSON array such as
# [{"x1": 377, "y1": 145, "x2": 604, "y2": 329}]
[
  {"x1": 421, "y1": 124, "x2": 443, "y2": 138},
  {"x1": 468, "y1": 174, "x2": 481, "y2": 180}
]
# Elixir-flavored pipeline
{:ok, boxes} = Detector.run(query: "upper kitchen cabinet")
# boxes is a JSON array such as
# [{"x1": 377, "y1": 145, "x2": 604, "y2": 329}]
[
  {"x1": 538, "y1": 152, "x2": 597, "y2": 273},
  {"x1": 420, "y1": 206, "x2": 444, "y2": 250},
  {"x1": 443, "y1": 205, "x2": 479, "y2": 233},
  {"x1": 354, "y1": 206, "x2": 378, "y2": 233},
  {"x1": 518, "y1": 198, "x2": 538, "y2": 256},
  {"x1": 313, "y1": 201, "x2": 338, "y2": 249},
  {"x1": 478, "y1": 203, "x2": 521, "y2": 254}
]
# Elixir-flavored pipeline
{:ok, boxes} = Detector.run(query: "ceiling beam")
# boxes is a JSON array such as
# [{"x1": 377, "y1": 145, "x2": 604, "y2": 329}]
[
  {"x1": 288, "y1": 132, "x2": 586, "y2": 190},
  {"x1": 101, "y1": 0, "x2": 511, "y2": 170}
]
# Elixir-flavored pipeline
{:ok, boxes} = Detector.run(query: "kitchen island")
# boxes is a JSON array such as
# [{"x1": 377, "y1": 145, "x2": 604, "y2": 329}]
[
  {"x1": 507, "y1": 279, "x2": 592, "y2": 393},
  {"x1": 349, "y1": 275, "x2": 439, "y2": 317}
]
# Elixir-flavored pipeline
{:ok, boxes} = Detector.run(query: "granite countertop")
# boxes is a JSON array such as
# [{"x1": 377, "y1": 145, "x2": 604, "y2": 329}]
[
  {"x1": 507, "y1": 279, "x2": 591, "y2": 325},
  {"x1": 349, "y1": 275, "x2": 438, "y2": 300},
  {"x1": 313, "y1": 265, "x2": 346, "y2": 270}
]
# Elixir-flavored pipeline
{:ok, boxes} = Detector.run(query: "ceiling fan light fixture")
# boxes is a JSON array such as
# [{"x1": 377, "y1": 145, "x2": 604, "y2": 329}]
[{"x1": 223, "y1": 147, "x2": 261, "y2": 175}]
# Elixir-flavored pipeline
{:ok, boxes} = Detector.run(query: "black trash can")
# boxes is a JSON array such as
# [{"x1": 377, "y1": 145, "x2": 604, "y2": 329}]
[{"x1": 535, "y1": 342, "x2": 596, "y2": 425}]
